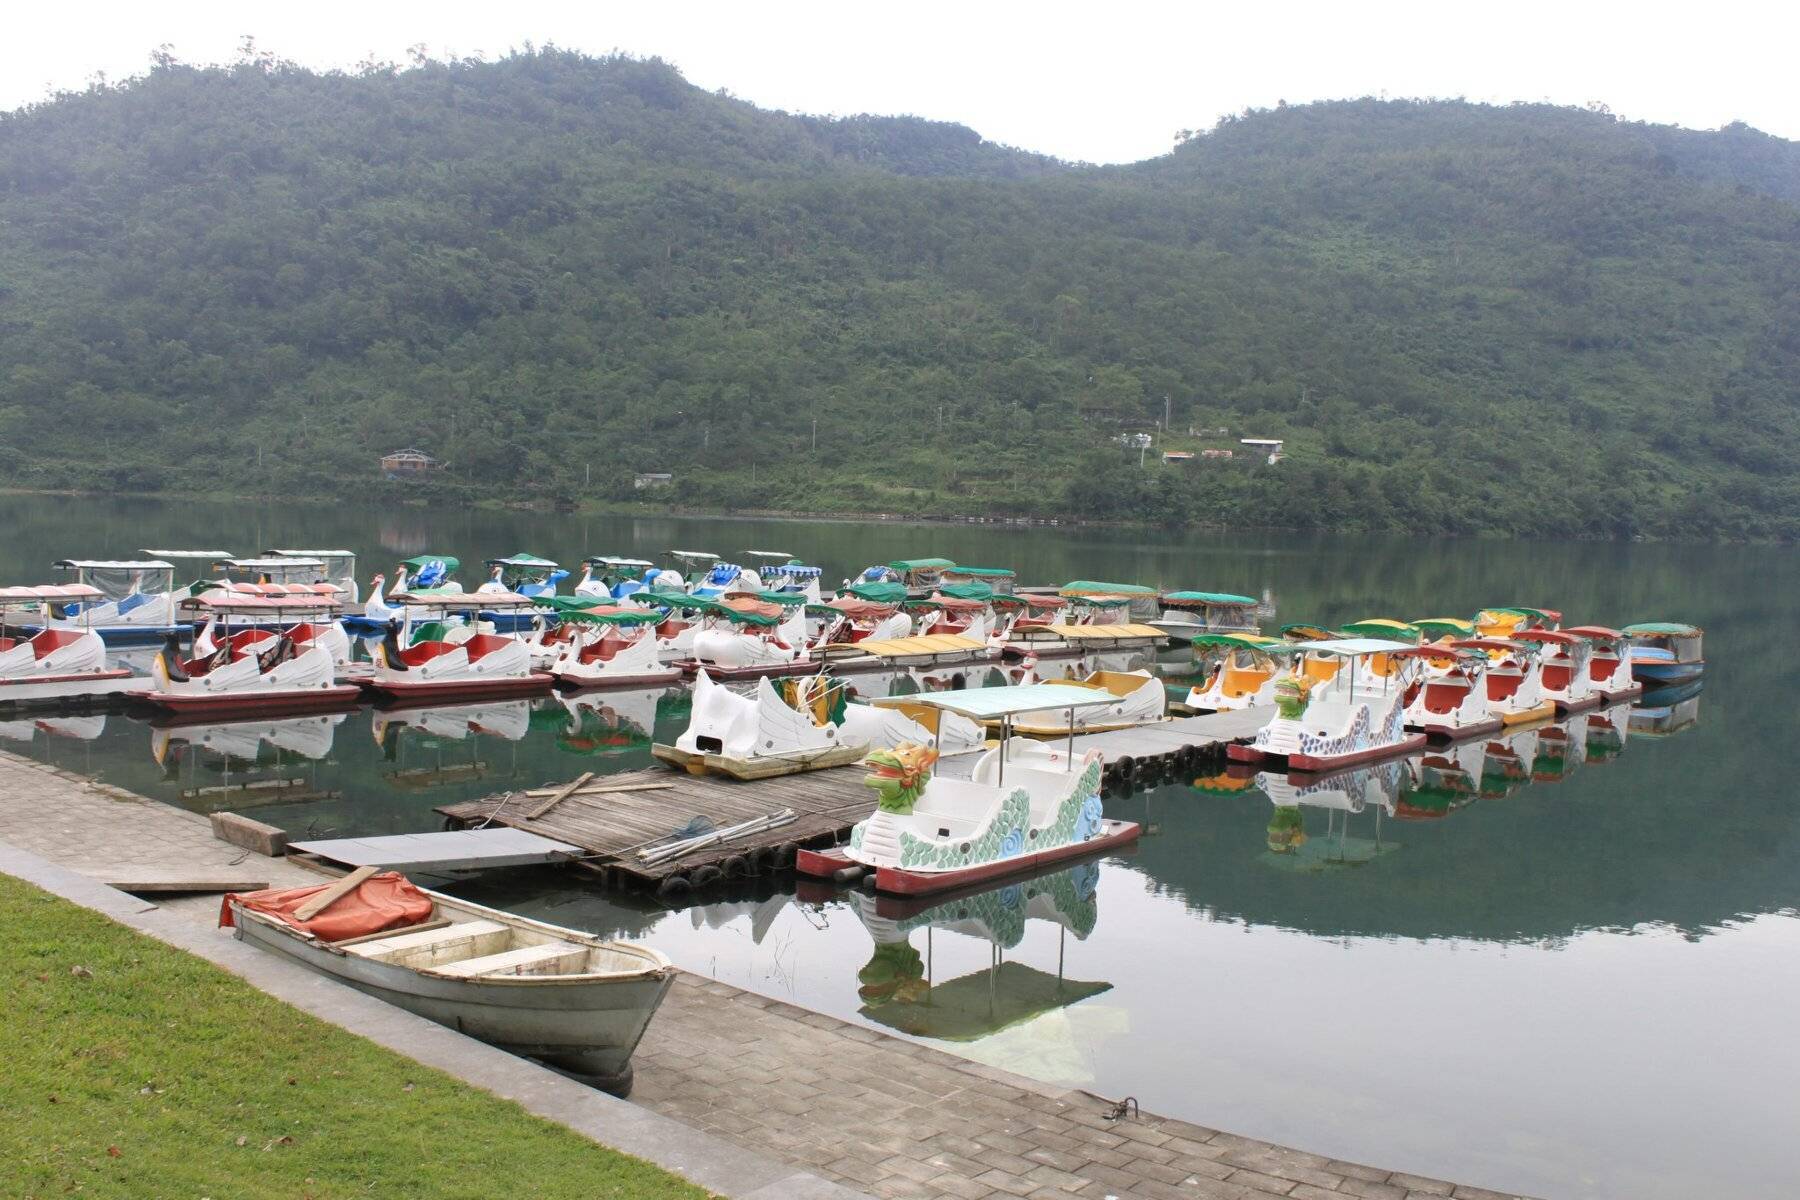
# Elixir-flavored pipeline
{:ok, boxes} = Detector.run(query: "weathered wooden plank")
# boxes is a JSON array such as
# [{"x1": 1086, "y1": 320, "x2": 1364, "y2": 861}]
[
  {"x1": 293, "y1": 865, "x2": 378, "y2": 921},
  {"x1": 108, "y1": 877, "x2": 270, "y2": 894},
  {"x1": 525, "y1": 771, "x2": 594, "y2": 820}
]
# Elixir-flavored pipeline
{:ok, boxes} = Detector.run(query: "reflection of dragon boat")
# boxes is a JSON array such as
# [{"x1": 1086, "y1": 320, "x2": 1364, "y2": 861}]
[{"x1": 1256, "y1": 759, "x2": 1409, "y2": 866}]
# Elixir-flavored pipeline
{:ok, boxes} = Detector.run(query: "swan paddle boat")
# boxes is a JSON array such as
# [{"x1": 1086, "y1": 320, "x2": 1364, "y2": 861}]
[
  {"x1": 797, "y1": 683, "x2": 1141, "y2": 895},
  {"x1": 574, "y1": 556, "x2": 660, "y2": 601},
  {"x1": 684, "y1": 594, "x2": 812, "y2": 677},
  {"x1": 1228, "y1": 638, "x2": 1427, "y2": 771},
  {"x1": 1560, "y1": 627, "x2": 1642, "y2": 703},
  {"x1": 131, "y1": 589, "x2": 362, "y2": 716},
  {"x1": 371, "y1": 698, "x2": 534, "y2": 746},
  {"x1": 1398, "y1": 643, "x2": 1503, "y2": 739},
  {"x1": 1450, "y1": 638, "x2": 1558, "y2": 725},
  {"x1": 477, "y1": 555, "x2": 567, "y2": 632},
  {"x1": 910, "y1": 591, "x2": 996, "y2": 642},
  {"x1": 0, "y1": 585, "x2": 136, "y2": 708},
  {"x1": 45, "y1": 558, "x2": 182, "y2": 643},
  {"x1": 551, "y1": 607, "x2": 682, "y2": 690},
  {"x1": 1622, "y1": 622, "x2": 1705, "y2": 686},
  {"x1": 990, "y1": 593, "x2": 1068, "y2": 644},
  {"x1": 190, "y1": 582, "x2": 353, "y2": 669},
  {"x1": 656, "y1": 670, "x2": 986, "y2": 777},
  {"x1": 811, "y1": 595, "x2": 913, "y2": 649},
  {"x1": 223, "y1": 872, "x2": 673, "y2": 1095},
  {"x1": 1182, "y1": 634, "x2": 1297, "y2": 713},
  {"x1": 1507, "y1": 629, "x2": 1601, "y2": 713},
  {"x1": 1150, "y1": 591, "x2": 1261, "y2": 641},
  {"x1": 364, "y1": 591, "x2": 553, "y2": 704}
]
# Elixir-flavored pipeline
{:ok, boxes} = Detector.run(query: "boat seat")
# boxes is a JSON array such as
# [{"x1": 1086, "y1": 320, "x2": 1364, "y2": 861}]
[
  {"x1": 434, "y1": 940, "x2": 591, "y2": 978},
  {"x1": 31, "y1": 628, "x2": 86, "y2": 658},
  {"x1": 344, "y1": 919, "x2": 509, "y2": 961},
  {"x1": 462, "y1": 633, "x2": 515, "y2": 663}
]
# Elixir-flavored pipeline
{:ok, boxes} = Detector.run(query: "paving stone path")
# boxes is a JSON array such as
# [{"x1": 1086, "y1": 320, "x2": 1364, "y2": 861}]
[{"x1": 0, "y1": 747, "x2": 1530, "y2": 1200}]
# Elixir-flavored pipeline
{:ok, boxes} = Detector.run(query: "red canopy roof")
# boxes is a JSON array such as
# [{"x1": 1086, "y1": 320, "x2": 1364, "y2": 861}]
[
  {"x1": 215, "y1": 582, "x2": 342, "y2": 597},
  {"x1": 0, "y1": 584, "x2": 103, "y2": 602},
  {"x1": 920, "y1": 593, "x2": 988, "y2": 611},
  {"x1": 827, "y1": 597, "x2": 898, "y2": 618},
  {"x1": 1562, "y1": 625, "x2": 1625, "y2": 640},
  {"x1": 1450, "y1": 638, "x2": 1530, "y2": 653},
  {"x1": 1508, "y1": 629, "x2": 1580, "y2": 646}
]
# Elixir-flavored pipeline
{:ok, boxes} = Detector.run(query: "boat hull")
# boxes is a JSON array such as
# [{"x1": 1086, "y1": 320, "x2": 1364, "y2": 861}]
[
  {"x1": 797, "y1": 819, "x2": 1140, "y2": 896},
  {"x1": 1630, "y1": 661, "x2": 1705, "y2": 685},
  {"x1": 555, "y1": 667, "x2": 682, "y2": 691},
  {"x1": 126, "y1": 685, "x2": 363, "y2": 717},
  {"x1": 230, "y1": 912, "x2": 671, "y2": 1090},
  {"x1": 1413, "y1": 714, "x2": 1503, "y2": 742},
  {"x1": 0, "y1": 669, "x2": 136, "y2": 709},
  {"x1": 1228, "y1": 732, "x2": 1427, "y2": 772},
  {"x1": 362, "y1": 673, "x2": 554, "y2": 705}
]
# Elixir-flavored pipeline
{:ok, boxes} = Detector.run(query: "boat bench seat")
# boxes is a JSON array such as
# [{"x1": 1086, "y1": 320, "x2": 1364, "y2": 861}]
[
  {"x1": 434, "y1": 940, "x2": 590, "y2": 978},
  {"x1": 344, "y1": 919, "x2": 508, "y2": 960}
]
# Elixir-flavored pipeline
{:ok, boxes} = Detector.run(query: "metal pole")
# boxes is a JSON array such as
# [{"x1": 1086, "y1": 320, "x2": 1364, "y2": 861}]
[{"x1": 1066, "y1": 706, "x2": 1075, "y2": 771}]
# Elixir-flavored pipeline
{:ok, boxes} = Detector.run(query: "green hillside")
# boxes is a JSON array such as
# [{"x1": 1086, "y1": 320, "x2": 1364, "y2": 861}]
[{"x1": 1, "y1": 49, "x2": 1795, "y2": 538}]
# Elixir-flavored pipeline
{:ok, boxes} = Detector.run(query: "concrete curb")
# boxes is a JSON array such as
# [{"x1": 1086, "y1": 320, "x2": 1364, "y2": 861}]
[{"x1": 0, "y1": 841, "x2": 867, "y2": 1200}]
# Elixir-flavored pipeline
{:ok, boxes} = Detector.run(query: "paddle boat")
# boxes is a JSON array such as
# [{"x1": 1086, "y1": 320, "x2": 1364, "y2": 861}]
[
  {"x1": 940, "y1": 565, "x2": 1016, "y2": 596},
  {"x1": 1256, "y1": 756, "x2": 1408, "y2": 820},
  {"x1": 1450, "y1": 638, "x2": 1558, "y2": 725},
  {"x1": 1582, "y1": 703, "x2": 1631, "y2": 763},
  {"x1": 1150, "y1": 591, "x2": 1261, "y2": 641},
  {"x1": 990, "y1": 593, "x2": 1068, "y2": 643},
  {"x1": 1507, "y1": 629, "x2": 1601, "y2": 713},
  {"x1": 811, "y1": 595, "x2": 913, "y2": 649},
  {"x1": 481, "y1": 554, "x2": 568, "y2": 598},
  {"x1": 1406, "y1": 739, "x2": 1487, "y2": 812},
  {"x1": 657, "y1": 670, "x2": 985, "y2": 776},
  {"x1": 574, "y1": 557, "x2": 660, "y2": 601},
  {"x1": 1475, "y1": 606, "x2": 1561, "y2": 637},
  {"x1": 1622, "y1": 622, "x2": 1705, "y2": 686},
  {"x1": 1060, "y1": 580, "x2": 1160, "y2": 622},
  {"x1": 46, "y1": 558, "x2": 181, "y2": 643},
  {"x1": 1398, "y1": 643, "x2": 1502, "y2": 739},
  {"x1": 191, "y1": 582, "x2": 353, "y2": 668},
  {"x1": 685, "y1": 595, "x2": 811, "y2": 675},
  {"x1": 551, "y1": 607, "x2": 682, "y2": 690},
  {"x1": 688, "y1": 557, "x2": 759, "y2": 597},
  {"x1": 1530, "y1": 718, "x2": 1587, "y2": 783},
  {"x1": 1182, "y1": 634, "x2": 1297, "y2": 713},
  {"x1": 1477, "y1": 725, "x2": 1542, "y2": 799},
  {"x1": 1561, "y1": 626, "x2": 1643, "y2": 702},
  {"x1": 796, "y1": 683, "x2": 1142, "y2": 895},
  {"x1": 363, "y1": 592, "x2": 553, "y2": 704},
  {"x1": 130, "y1": 589, "x2": 362, "y2": 716},
  {"x1": 884, "y1": 558, "x2": 957, "y2": 594},
  {"x1": 997, "y1": 669, "x2": 1165, "y2": 736},
  {"x1": 0, "y1": 585, "x2": 136, "y2": 709},
  {"x1": 224, "y1": 873, "x2": 673, "y2": 1095},
  {"x1": 1227, "y1": 638, "x2": 1426, "y2": 771},
  {"x1": 742, "y1": 552, "x2": 824, "y2": 599},
  {"x1": 910, "y1": 591, "x2": 996, "y2": 642},
  {"x1": 665, "y1": 550, "x2": 725, "y2": 590}
]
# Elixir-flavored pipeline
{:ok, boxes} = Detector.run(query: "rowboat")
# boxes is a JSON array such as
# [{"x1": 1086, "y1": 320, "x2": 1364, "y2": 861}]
[
  {"x1": 223, "y1": 872, "x2": 673, "y2": 1095},
  {"x1": 0, "y1": 584, "x2": 136, "y2": 709},
  {"x1": 1622, "y1": 622, "x2": 1705, "y2": 685},
  {"x1": 797, "y1": 683, "x2": 1141, "y2": 895},
  {"x1": 364, "y1": 591, "x2": 553, "y2": 704},
  {"x1": 1227, "y1": 638, "x2": 1427, "y2": 771}
]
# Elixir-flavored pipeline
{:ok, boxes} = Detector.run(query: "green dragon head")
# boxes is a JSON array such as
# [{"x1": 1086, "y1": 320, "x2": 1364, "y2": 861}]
[
  {"x1": 863, "y1": 742, "x2": 938, "y2": 814},
  {"x1": 1274, "y1": 674, "x2": 1312, "y2": 721}
]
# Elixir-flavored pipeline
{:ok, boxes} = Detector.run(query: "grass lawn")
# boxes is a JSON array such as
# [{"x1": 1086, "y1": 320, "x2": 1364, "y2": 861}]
[{"x1": 0, "y1": 875, "x2": 711, "y2": 1199}]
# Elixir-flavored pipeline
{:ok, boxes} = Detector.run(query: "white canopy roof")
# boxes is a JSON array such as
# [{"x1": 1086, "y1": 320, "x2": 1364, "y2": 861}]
[
  {"x1": 140, "y1": 549, "x2": 234, "y2": 558},
  {"x1": 55, "y1": 559, "x2": 174, "y2": 571},
  {"x1": 909, "y1": 683, "x2": 1123, "y2": 720}
]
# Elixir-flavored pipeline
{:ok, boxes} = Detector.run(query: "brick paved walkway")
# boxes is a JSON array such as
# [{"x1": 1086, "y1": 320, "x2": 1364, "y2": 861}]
[{"x1": 0, "y1": 747, "x2": 1529, "y2": 1200}]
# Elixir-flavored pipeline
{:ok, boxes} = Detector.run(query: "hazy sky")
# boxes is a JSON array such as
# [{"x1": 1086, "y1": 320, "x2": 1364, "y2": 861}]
[{"x1": 4, "y1": 1, "x2": 1796, "y2": 164}]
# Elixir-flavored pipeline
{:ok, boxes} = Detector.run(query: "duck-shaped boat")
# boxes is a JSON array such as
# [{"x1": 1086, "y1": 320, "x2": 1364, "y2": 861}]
[
  {"x1": 364, "y1": 591, "x2": 553, "y2": 704},
  {"x1": 0, "y1": 584, "x2": 137, "y2": 708},
  {"x1": 551, "y1": 607, "x2": 682, "y2": 690},
  {"x1": 131, "y1": 588, "x2": 361, "y2": 716}
]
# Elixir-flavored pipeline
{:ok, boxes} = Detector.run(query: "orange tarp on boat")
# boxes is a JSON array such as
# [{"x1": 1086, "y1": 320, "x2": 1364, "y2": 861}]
[{"x1": 219, "y1": 871, "x2": 434, "y2": 941}]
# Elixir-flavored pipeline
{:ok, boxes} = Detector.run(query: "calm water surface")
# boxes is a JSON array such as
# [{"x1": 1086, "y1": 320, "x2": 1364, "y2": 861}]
[{"x1": 1, "y1": 496, "x2": 1794, "y2": 1200}]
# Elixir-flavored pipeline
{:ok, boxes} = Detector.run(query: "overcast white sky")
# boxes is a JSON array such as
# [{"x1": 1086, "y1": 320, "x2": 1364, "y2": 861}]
[{"x1": 4, "y1": 1, "x2": 1795, "y2": 164}]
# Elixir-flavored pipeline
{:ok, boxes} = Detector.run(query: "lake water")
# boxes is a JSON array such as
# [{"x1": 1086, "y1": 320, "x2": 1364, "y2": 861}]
[{"x1": 1, "y1": 494, "x2": 1794, "y2": 1200}]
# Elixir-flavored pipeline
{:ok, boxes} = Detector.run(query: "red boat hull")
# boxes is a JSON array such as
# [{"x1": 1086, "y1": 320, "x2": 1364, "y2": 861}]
[
  {"x1": 796, "y1": 819, "x2": 1139, "y2": 896},
  {"x1": 361, "y1": 673, "x2": 554, "y2": 706},
  {"x1": 125, "y1": 685, "x2": 363, "y2": 717},
  {"x1": 1413, "y1": 715, "x2": 1503, "y2": 742}
]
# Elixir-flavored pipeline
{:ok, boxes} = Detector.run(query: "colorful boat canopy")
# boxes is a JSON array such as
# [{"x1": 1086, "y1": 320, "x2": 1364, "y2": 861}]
[
  {"x1": 1188, "y1": 633, "x2": 1298, "y2": 654},
  {"x1": 0, "y1": 584, "x2": 104, "y2": 602},
  {"x1": 710, "y1": 596, "x2": 784, "y2": 625},
  {"x1": 822, "y1": 597, "x2": 899, "y2": 618},
  {"x1": 910, "y1": 683, "x2": 1129, "y2": 719},
  {"x1": 1622, "y1": 622, "x2": 1701, "y2": 636},
  {"x1": 544, "y1": 594, "x2": 624, "y2": 613},
  {"x1": 1070, "y1": 595, "x2": 1134, "y2": 608},
  {"x1": 1280, "y1": 623, "x2": 1337, "y2": 641},
  {"x1": 211, "y1": 582, "x2": 342, "y2": 597},
  {"x1": 1450, "y1": 638, "x2": 1532, "y2": 654},
  {"x1": 1059, "y1": 580, "x2": 1157, "y2": 597},
  {"x1": 935, "y1": 582, "x2": 995, "y2": 602},
  {"x1": 889, "y1": 558, "x2": 956, "y2": 572},
  {"x1": 992, "y1": 593, "x2": 1067, "y2": 610},
  {"x1": 1508, "y1": 629, "x2": 1582, "y2": 646},
  {"x1": 1483, "y1": 605, "x2": 1562, "y2": 622},
  {"x1": 179, "y1": 592, "x2": 343, "y2": 613},
  {"x1": 844, "y1": 582, "x2": 909, "y2": 605},
  {"x1": 393, "y1": 588, "x2": 537, "y2": 608},
  {"x1": 749, "y1": 591, "x2": 809, "y2": 607},
  {"x1": 1338, "y1": 619, "x2": 1419, "y2": 639},
  {"x1": 400, "y1": 555, "x2": 460, "y2": 573},
  {"x1": 1387, "y1": 644, "x2": 1486, "y2": 661},
  {"x1": 1562, "y1": 625, "x2": 1626, "y2": 640},
  {"x1": 907, "y1": 594, "x2": 987, "y2": 611},
  {"x1": 558, "y1": 607, "x2": 665, "y2": 626},
  {"x1": 1413, "y1": 617, "x2": 1475, "y2": 637},
  {"x1": 1162, "y1": 590, "x2": 1257, "y2": 607}
]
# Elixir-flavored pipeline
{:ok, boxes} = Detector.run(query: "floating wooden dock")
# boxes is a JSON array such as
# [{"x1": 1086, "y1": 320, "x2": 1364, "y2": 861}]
[
  {"x1": 288, "y1": 828, "x2": 583, "y2": 874},
  {"x1": 1072, "y1": 708, "x2": 1272, "y2": 786},
  {"x1": 438, "y1": 766, "x2": 876, "y2": 897}
]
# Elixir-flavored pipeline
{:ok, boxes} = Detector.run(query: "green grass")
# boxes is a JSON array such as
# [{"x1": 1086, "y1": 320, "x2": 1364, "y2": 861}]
[{"x1": 0, "y1": 875, "x2": 711, "y2": 1200}]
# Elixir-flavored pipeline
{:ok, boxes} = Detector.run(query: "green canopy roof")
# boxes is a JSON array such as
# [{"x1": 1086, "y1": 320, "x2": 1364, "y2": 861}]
[
  {"x1": 1622, "y1": 622, "x2": 1702, "y2": 636},
  {"x1": 1162, "y1": 590, "x2": 1257, "y2": 607},
  {"x1": 750, "y1": 590, "x2": 809, "y2": 607},
  {"x1": 558, "y1": 607, "x2": 665, "y2": 626},
  {"x1": 1188, "y1": 633, "x2": 1298, "y2": 654},
  {"x1": 945, "y1": 566, "x2": 1016, "y2": 578},
  {"x1": 1414, "y1": 617, "x2": 1476, "y2": 636},
  {"x1": 845, "y1": 581, "x2": 908, "y2": 604},
  {"x1": 889, "y1": 558, "x2": 956, "y2": 572},
  {"x1": 1280, "y1": 623, "x2": 1338, "y2": 641},
  {"x1": 1060, "y1": 580, "x2": 1157, "y2": 597},
  {"x1": 1070, "y1": 594, "x2": 1133, "y2": 608},
  {"x1": 400, "y1": 555, "x2": 460, "y2": 572},
  {"x1": 1338, "y1": 619, "x2": 1419, "y2": 639},
  {"x1": 544, "y1": 594, "x2": 621, "y2": 613},
  {"x1": 936, "y1": 581, "x2": 995, "y2": 602},
  {"x1": 484, "y1": 553, "x2": 558, "y2": 569}
]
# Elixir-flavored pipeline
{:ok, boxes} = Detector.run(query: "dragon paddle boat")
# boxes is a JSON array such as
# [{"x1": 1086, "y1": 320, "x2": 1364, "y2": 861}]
[
  {"x1": 655, "y1": 670, "x2": 986, "y2": 777},
  {"x1": 0, "y1": 585, "x2": 137, "y2": 709},
  {"x1": 1449, "y1": 638, "x2": 1558, "y2": 725},
  {"x1": 797, "y1": 683, "x2": 1141, "y2": 895},
  {"x1": 1227, "y1": 638, "x2": 1426, "y2": 771},
  {"x1": 1150, "y1": 591, "x2": 1261, "y2": 642},
  {"x1": 1561, "y1": 626, "x2": 1642, "y2": 703},
  {"x1": 550, "y1": 606, "x2": 682, "y2": 690},
  {"x1": 364, "y1": 591, "x2": 553, "y2": 705},
  {"x1": 1622, "y1": 622, "x2": 1705, "y2": 686},
  {"x1": 1398, "y1": 643, "x2": 1503, "y2": 739},
  {"x1": 1182, "y1": 634, "x2": 1298, "y2": 714},
  {"x1": 45, "y1": 558, "x2": 182, "y2": 643},
  {"x1": 131, "y1": 589, "x2": 362, "y2": 717},
  {"x1": 1507, "y1": 629, "x2": 1601, "y2": 713}
]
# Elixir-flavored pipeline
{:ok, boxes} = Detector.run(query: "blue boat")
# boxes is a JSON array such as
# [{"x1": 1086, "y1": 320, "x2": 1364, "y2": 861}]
[{"x1": 1623, "y1": 622, "x2": 1705, "y2": 686}]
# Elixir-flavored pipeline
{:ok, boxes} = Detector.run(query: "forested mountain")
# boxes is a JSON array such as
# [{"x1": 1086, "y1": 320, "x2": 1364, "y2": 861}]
[{"x1": 1, "y1": 49, "x2": 1796, "y2": 538}]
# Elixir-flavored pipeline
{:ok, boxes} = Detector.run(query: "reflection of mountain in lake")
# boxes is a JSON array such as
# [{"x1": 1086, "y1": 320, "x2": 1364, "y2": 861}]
[{"x1": 1112, "y1": 692, "x2": 1795, "y2": 941}]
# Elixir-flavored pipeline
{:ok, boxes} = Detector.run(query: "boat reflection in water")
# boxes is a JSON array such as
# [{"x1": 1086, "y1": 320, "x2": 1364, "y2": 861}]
[
  {"x1": 556, "y1": 687, "x2": 679, "y2": 759},
  {"x1": 0, "y1": 712, "x2": 108, "y2": 744},
  {"x1": 1629, "y1": 680, "x2": 1703, "y2": 738},
  {"x1": 810, "y1": 860, "x2": 1118, "y2": 1050},
  {"x1": 151, "y1": 711, "x2": 347, "y2": 766}
]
